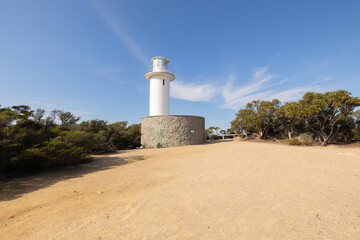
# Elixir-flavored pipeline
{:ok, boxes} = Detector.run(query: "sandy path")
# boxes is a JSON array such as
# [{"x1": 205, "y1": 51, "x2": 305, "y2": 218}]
[{"x1": 1, "y1": 141, "x2": 360, "y2": 239}]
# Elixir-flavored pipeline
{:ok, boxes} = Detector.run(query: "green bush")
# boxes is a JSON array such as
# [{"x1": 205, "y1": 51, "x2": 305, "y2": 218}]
[
  {"x1": 287, "y1": 138, "x2": 301, "y2": 145},
  {"x1": 2, "y1": 135, "x2": 91, "y2": 174},
  {"x1": 0, "y1": 105, "x2": 141, "y2": 178},
  {"x1": 298, "y1": 133, "x2": 314, "y2": 146},
  {"x1": 287, "y1": 135, "x2": 314, "y2": 146},
  {"x1": 38, "y1": 136, "x2": 89, "y2": 166}
]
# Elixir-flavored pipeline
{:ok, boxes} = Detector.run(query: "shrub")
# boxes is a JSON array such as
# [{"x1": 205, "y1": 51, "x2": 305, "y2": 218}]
[
  {"x1": 39, "y1": 136, "x2": 90, "y2": 166},
  {"x1": 286, "y1": 134, "x2": 314, "y2": 146},
  {"x1": 4, "y1": 135, "x2": 91, "y2": 174},
  {"x1": 86, "y1": 130, "x2": 116, "y2": 154},
  {"x1": 287, "y1": 138, "x2": 301, "y2": 145},
  {"x1": 0, "y1": 105, "x2": 142, "y2": 178},
  {"x1": 298, "y1": 133, "x2": 314, "y2": 146}
]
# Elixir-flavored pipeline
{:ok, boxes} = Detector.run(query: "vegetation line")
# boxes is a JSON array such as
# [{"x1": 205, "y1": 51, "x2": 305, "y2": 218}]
[
  {"x1": 1, "y1": 90, "x2": 359, "y2": 178},
  {"x1": 228, "y1": 90, "x2": 360, "y2": 146},
  {"x1": 0, "y1": 106, "x2": 140, "y2": 178}
]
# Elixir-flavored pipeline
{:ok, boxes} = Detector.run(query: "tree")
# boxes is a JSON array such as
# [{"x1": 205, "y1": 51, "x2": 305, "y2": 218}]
[
  {"x1": 233, "y1": 99, "x2": 280, "y2": 139},
  {"x1": 79, "y1": 119, "x2": 108, "y2": 134},
  {"x1": 206, "y1": 127, "x2": 220, "y2": 140},
  {"x1": 107, "y1": 121, "x2": 130, "y2": 149},
  {"x1": 299, "y1": 90, "x2": 360, "y2": 145},
  {"x1": 353, "y1": 110, "x2": 360, "y2": 141},
  {"x1": 0, "y1": 106, "x2": 17, "y2": 128},
  {"x1": 54, "y1": 110, "x2": 80, "y2": 125},
  {"x1": 33, "y1": 108, "x2": 46, "y2": 124},
  {"x1": 334, "y1": 115, "x2": 356, "y2": 143},
  {"x1": 276, "y1": 102, "x2": 303, "y2": 139},
  {"x1": 205, "y1": 128, "x2": 213, "y2": 140},
  {"x1": 12, "y1": 105, "x2": 33, "y2": 120},
  {"x1": 256, "y1": 99, "x2": 281, "y2": 139},
  {"x1": 226, "y1": 128, "x2": 235, "y2": 134},
  {"x1": 0, "y1": 103, "x2": 142, "y2": 177},
  {"x1": 354, "y1": 110, "x2": 360, "y2": 121},
  {"x1": 126, "y1": 123, "x2": 141, "y2": 148},
  {"x1": 231, "y1": 109, "x2": 257, "y2": 137}
]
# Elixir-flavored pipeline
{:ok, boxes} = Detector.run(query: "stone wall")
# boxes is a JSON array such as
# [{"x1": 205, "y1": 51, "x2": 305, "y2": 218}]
[{"x1": 141, "y1": 115, "x2": 205, "y2": 148}]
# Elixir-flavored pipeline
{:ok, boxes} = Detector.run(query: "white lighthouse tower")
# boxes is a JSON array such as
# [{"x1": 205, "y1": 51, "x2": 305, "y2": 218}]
[
  {"x1": 141, "y1": 56, "x2": 205, "y2": 148},
  {"x1": 145, "y1": 56, "x2": 175, "y2": 116}
]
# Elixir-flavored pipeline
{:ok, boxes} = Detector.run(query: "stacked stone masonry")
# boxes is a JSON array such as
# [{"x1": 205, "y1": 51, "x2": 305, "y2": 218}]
[{"x1": 141, "y1": 115, "x2": 205, "y2": 148}]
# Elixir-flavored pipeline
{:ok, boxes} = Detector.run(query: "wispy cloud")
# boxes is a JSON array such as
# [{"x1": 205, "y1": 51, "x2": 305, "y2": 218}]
[
  {"x1": 87, "y1": 1, "x2": 220, "y2": 102},
  {"x1": 86, "y1": 1, "x2": 328, "y2": 109},
  {"x1": 87, "y1": 66, "x2": 128, "y2": 84},
  {"x1": 220, "y1": 67, "x2": 322, "y2": 110},
  {"x1": 312, "y1": 74, "x2": 333, "y2": 84},
  {"x1": 168, "y1": 67, "x2": 324, "y2": 107},
  {"x1": 171, "y1": 81, "x2": 217, "y2": 102},
  {"x1": 221, "y1": 67, "x2": 274, "y2": 108},
  {"x1": 87, "y1": 1, "x2": 148, "y2": 65}
]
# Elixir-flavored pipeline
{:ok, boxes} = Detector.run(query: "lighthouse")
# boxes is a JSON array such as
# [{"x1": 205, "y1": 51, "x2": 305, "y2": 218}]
[
  {"x1": 141, "y1": 56, "x2": 205, "y2": 148},
  {"x1": 145, "y1": 56, "x2": 175, "y2": 116}
]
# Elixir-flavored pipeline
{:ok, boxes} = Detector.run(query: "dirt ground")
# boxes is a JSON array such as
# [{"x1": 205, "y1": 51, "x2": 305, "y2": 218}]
[{"x1": 1, "y1": 140, "x2": 360, "y2": 240}]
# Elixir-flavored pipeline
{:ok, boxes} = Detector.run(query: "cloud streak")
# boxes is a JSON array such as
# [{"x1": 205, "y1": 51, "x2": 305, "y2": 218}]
[
  {"x1": 87, "y1": 1, "x2": 326, "y2": 109},
  {"x1": 167, "y1": 67, "x2": 323, "y2": 108},
  {"x1": 221, "y1": 67, "x2": 274, "y2": 108},
  {"x1": 87, "y1": 1, "x2": 148, "y2": 65},
  {"x1": 171, "y1": 81, "x2": 217, "y2": 102},
  {"x1": 220, "y1": 67, "x2": 322, "y2": 110},
  {"x1": 87, "y1": 66, "x2": 128, "y2": 84}
]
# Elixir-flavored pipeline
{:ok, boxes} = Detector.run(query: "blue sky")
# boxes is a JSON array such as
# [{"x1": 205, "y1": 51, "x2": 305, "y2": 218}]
[{"x1": 1, "y1": 0, "x2": 359, "y2": 130}]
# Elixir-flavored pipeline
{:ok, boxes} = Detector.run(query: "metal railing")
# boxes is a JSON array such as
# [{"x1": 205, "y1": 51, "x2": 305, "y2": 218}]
[{"x1": 146, "y1": 66, "x2": 175, "y2": 75}]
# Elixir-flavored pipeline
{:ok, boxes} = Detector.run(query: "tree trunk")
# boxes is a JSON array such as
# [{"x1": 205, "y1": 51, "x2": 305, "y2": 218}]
[
  {"x1": 258, "y1": 131, "x2": 263, "y2": 139},
  {"x1": 264, "y1": 128, "x2": 269, "y2": 139},
  {"x1": 323, "y1": 124, "x2": 336, "y2": 146},
  {"x1": 288, "y1": 131, "x2": 292, "y2": 139}
]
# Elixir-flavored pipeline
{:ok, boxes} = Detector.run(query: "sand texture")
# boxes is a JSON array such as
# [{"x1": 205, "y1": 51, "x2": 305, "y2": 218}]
[{"x1": 1, "y1": 141, "x2": 360, "y2": 239}]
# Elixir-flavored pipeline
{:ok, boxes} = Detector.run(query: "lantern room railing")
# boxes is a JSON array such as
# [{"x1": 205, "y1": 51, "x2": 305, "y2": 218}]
[{"x1": 146, "y1": 66, "x2": 175, "y2": 75}]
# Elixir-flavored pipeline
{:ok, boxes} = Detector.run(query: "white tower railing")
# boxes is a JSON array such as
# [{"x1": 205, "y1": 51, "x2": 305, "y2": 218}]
[{"x1": 146, "y1": 66, "x2": 175, "y2": 75}]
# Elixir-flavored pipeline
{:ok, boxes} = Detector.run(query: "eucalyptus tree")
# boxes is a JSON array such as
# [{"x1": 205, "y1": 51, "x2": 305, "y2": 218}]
[
  {"x1": 231, "y1": 108, "x2": 258, "y2": 138},
  {"x1": 54, "y1": 110, "x2": 81, "y2": 125},
  {"x1": 0, "y1": 106, "x2": 17, "y2": 128},
  {"x1": 276, "y1": 102, "x2": 303, "y2": 139},
  {"x1": 12, "y1": 105, "x2": 33, "y2": 120},
  {"x1": 353, "y1": 110, "x2": 360, "y2": 141},
  {"x1": 299, "y1": 90, "x2": 360, "y2": 145},
  {"x1": 232, "y1": 99, "x2": 281, "y2": 139},
  {"x1": 32, "y1": 108, "x2": 46, "y2": 124},
  {"x1": 245, "y1": 99, "x2": 280, "y2": 139}
]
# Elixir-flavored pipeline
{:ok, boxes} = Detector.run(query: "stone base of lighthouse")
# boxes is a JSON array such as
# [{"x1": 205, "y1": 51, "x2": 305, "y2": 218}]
[{"x1": 141, "y1": 115, "x2": 205, "y2": 148}]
